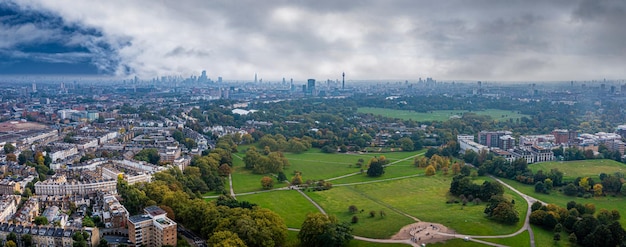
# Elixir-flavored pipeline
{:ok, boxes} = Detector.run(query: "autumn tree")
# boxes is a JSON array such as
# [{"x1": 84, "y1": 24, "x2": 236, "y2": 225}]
[
  {"x1": 425, "y1": 165, "x2": 436, "y2": 176},
  {"x1": 218, "y1": 164, "x2": 232, "y2": 177},
  {"x1": 291, "y1": 173, "x2": 303, "y2": 185},
  {"x1": 261, "y1": 177, "x2": 274, "y2": 190},
  {"x1": 579, "y1": 177, "x2": 591, "y2": 191},
  {"x1": 451, "y1": 163, "x2": 461, "y2": 175},
  {"x1": 593, "y1": 183, "x2": 603, "y2": 197}
]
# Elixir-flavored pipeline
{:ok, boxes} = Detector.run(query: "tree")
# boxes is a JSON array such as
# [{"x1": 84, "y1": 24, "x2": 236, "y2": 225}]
[
  {"x1": 6, "y1": 233, "x2": 17, "y2": 244},
  {"x1": 593, "y1": 183, "x2": 603, "y2": 197},
  {"x1": 243, "y1": 147, "x2": 261, "y2": 170},
  {"x1": 21, "y1": 234, "x2": 32, "y2": 247},
  {"x1": 97, "y1": 239, "x2": 108, "y2": 247},
  {"x1": 366, "y1": 157, "x2": 385, "y2": 177},
  {"x1": 299, "y1": 213, "x2": 353, "y2": 247},
  {"x1": 34, "y1": 216, "x2": 48, "y2": 225},
  {"x1": 291, "y1": 173, "x2": 303, "y2": 185},
  {"x1": 351, "y1": 215, "x2": 359, "y2": 224},
  {"x1": 3, "y1": 143, "x2": 15, "y2": 154},
  {"x1": 218, "y1": 164, "x2": 232, "y2": 176},
  {"x1": 399, "y1": 137, "x2": 414, "y2": 151},
  {"x1": 4, "y1": 240, "x2": 16, "y2": 247},
  {"x1": 207, "y1": 231, "x2": 247, "y2": 247},
  {"x1": 134, "y1": 148, "x2": 160, "y2": 165},
  {"x1": 5, "y1": 153, "x2": 16, "y2": 162},
  {"x1": 553, "y1": 232, "x2": 561, "y2": 242},
  {"x1": 425, "y1": 165, "x2": 436, "y2": 176},
  {"x1": 261, "y1": 176, "x2": 274, "y2": 190},
  {"x1": 579, "y1": 177, "x2": 591, "y2": 191},
  {"x1": 451, "y1": 163, "x2": 461, "y2": 175},
  {"x1": 348, "y1": 205, "x2": 358, "y2": 214},
  {"x1": 277, "y1": 172, "x2": 287, "y2": 182}
]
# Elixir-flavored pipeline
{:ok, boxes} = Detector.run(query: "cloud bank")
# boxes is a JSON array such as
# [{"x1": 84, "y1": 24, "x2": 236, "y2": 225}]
[{"x1": 3, "y1": 0, "x2": 626, "y2": 81}]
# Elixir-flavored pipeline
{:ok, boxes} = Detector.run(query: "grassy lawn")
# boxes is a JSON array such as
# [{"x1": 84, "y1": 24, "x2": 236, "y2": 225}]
[
  {"x1": 231, "y1": 147, "x2": 423, "y2": 193},
  {"x1": 305, "y1": 174, "x2": 527, "y2": 239},
  {"x1": 306, "y1": 186, "x2": 416, "y2": 238},
  {"x1": 529, "y1": 159, "x2": 626, "y2": 181},
  {"x1": 330, "y1": 164, "x2": 424, "y2": 185},
  {"x1": 349, "y1": 175, "x2": 527, "y2": 236},
  {"x1": 358, "y1": 107, "x2": 528, "y2": 122},
  {"x1": 532, "y1": 225, "x2": 574, "y2": 247},
  {"x1": 478, "y1": 230, "x2": 530, "y2": 247},
  {"x1": 236, "y1": 190, "x2": 319, "y2": 228}
]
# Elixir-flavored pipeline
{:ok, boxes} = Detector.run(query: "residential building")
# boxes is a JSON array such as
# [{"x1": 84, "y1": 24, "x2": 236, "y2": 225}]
[{"x1": 128, "y1": 206, "x2": 177, "y2": 247}]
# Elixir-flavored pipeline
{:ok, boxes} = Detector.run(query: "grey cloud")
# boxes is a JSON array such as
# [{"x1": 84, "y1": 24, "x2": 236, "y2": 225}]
[{"x1": 10, "y1": 0, "x2": 626, "y2": 81}]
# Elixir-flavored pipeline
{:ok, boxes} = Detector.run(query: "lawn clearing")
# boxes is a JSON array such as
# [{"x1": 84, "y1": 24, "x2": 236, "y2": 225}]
[
  {"x1": 531, "y1": 225, "x2": 574, "y2": 247},
  {"x1": 306, "y1": 186, "x2": 415, "y2": 238},
  {"x1": 347, "y1": 175, "x2": 527, "y2": 236},
  {"x1": 358, "y1": 107, "x2": 528, "y2": 122},
  {"x1": 529, "y1": 159, "x2": 626, "y2": 181},
  {"x1": 236, "y1": 190, "x2": 319, "y2": 228}
]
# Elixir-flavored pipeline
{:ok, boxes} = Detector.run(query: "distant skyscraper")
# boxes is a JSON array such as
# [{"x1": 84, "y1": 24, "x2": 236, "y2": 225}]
[
  {"x1": 307, "y1": 79, "x2": 316, "y2": 96},
  {"x1": 342, "y1": 72, "x2": 345, "y2": 89},
  {"x1": 218, "y1": 77, "x2": 223, "y2": 83},
  {"x1": 32, "y1": 83, "x2": 36, "y2": 93},
  {"x1": 254, "y1": 73, "x2": 258, "y2": 83}
]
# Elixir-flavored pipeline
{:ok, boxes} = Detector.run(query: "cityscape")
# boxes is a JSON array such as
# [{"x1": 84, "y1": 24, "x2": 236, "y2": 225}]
[{"x1": 2, "y1": 1, "x2": 626, "y2": 247}]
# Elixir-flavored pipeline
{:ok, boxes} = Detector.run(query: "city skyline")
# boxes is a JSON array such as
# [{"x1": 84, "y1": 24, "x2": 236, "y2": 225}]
[{"x1": 1, "y1": 0, "x2": 626, "y2": 81}]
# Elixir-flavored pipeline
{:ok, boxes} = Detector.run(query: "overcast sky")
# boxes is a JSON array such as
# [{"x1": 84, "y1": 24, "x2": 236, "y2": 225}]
[{"x1": 1, "y1": 0, "x2": 626, "y2": 82}]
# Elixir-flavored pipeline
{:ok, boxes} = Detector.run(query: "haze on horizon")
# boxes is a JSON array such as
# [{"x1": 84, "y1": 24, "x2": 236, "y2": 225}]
[{"x1": 1, "y1": 0, "x2": 626, "y2": 82}]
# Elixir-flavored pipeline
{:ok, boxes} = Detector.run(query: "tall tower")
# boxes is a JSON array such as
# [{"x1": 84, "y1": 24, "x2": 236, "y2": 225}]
[
  {"x1": 342, "y1": 72, "x2": 345, "y2": 89},
  {"x1": 254, "y1": 73, "x2": 258, "y2": 83}
]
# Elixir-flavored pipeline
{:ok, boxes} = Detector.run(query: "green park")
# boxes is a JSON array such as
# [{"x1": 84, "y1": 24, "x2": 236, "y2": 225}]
[
  {"x1": 357, "y1": 107, "x2": 529, "y2": 122},
  {"x1": 200, "y1": 145, "x2": 626, "y2": 247}
]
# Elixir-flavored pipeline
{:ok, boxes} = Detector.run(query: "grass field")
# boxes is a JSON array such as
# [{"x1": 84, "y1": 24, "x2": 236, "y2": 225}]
[
  {"x1": 358, "y1": 107, "x2": 529, "y2": 122},
  {"x1": 236, "y1": 190, "x2": 319, "y2": 228},
  {"x1": 529, "y1": 159, "x2": 626, "y2": 181},
  {"x1": 224, "y1": 147, "x2": 542, "y2": 246},
  {"x1": 531, "y1": 225, "x2": 574, "y2": 247},
  {"x1": 501, "y1": 178, "x2": 626, "y2": 227},
  {"x1": 230, "y1": 148, "x2": 423, "y2": 193}
]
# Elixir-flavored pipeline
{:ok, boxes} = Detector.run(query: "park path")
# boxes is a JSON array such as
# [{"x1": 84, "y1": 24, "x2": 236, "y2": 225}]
[
  {"x1": 295, "y1": 189, "x2": 327, "y2": 215},
  {"x1": 228, "y1": 174, "x2": 236, "y2": 199},
  {"x1": 286, "y1": 228, "x2": 420, "y2": 247}
]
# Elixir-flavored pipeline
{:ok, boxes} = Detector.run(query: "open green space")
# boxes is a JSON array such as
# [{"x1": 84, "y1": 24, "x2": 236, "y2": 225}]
[
  {"x1": 305, "y1": 186, "x2": 415, "y2": 238},
  {"x1": 330, "y1": 163, "x2": 424, "y2": 185},
  {"x1": 529, "y1": 159, "x2": 626, "y2": 181},
  {"x1": 231, "y1": 147, "x2": 423, "y2": 193},
  {"x1": 358, "y1": 107, "x2": 528, "y2": 122},
  {"x1": 531, "y1": 225, "x2": 573, "y2": 247},
  {"x1": 347, "y1": 175, "x2": 527, "y2": 236},
  {"x1": 236, "y1": 190, "x2": 319, "y2": 228},
  {"x1": 501, "y1": 178, "x2": 626, "y2": 227}
]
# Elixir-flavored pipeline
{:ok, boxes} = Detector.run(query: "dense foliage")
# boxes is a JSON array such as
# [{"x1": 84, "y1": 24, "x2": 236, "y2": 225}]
[{"x1": 530, "y1": 201, "x2": 625, "y2": 247}]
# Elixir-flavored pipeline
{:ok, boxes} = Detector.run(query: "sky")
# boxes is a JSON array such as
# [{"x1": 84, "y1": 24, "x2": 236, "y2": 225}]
[{"x1": 1, "y1": 0, "x2": 626, "y2": 82}]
